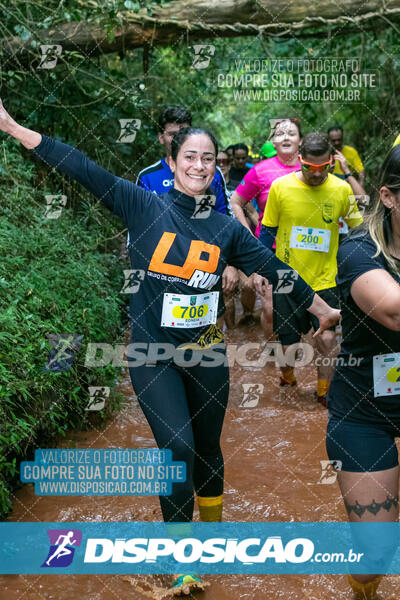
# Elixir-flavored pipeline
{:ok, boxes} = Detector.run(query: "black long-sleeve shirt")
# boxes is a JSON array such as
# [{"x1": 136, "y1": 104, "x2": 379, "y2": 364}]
[{"x1": 33, "y1": 136, "x2": 314, "y2": 346}]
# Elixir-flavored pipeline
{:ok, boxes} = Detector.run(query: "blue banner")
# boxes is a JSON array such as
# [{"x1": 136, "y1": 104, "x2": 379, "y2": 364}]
[
  {"x1": 20, "y1": 449, "x2": 186, "y2": 496},
  {"x1": 1, "y1": 522, "x2": 399, "y2": 574}
]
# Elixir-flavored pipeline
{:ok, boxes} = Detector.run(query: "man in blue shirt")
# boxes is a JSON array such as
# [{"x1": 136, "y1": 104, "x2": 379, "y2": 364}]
[{"x1": 136, "y1": 106, "x2": 230, "y2": 215}]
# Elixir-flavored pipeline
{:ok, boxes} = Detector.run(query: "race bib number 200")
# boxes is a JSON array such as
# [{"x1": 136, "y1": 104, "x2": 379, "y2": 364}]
[
  {"x1": 161, "y1": 292, "x2": 219, "y2": 328},
  {"x1": 373, "y1": 353, "x2": 400, "y2": 397},
  {"x1": 290, "y1": 226, "x2": 331, "y2": 253}
]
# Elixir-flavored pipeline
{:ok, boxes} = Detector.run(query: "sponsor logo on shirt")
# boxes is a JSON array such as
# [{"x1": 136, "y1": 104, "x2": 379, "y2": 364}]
[
  {"x1": 148, "y1": 232, "x2": 220, "y2": 290},
  {"x1": 322, "y1": 203, "x2": 333, "y2": 224}
]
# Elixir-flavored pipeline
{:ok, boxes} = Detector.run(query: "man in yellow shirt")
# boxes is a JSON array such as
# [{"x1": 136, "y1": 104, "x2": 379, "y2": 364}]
[
  {"x1": 393, "y1": 133, "x2": 400, "y2": 147},
  {"x1": 260, "y1": 132, "x2": 363, "y2": 406},
  {"x1": 328, "y1": 125, "x2": 365, "y2": 186}
]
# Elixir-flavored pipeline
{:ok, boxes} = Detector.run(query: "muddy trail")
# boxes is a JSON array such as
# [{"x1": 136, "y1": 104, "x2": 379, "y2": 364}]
[{"x1": 1, "y1": 300, "x2": 399, "y2": 600}]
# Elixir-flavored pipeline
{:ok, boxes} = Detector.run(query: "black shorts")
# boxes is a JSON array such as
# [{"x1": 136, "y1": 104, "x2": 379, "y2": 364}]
[
  {"x1": 273, "y1": 286, "x2": 340, "y2": 346},
  {"x1": 326, "y1": 416, "x2": 399, "y2": 472}
]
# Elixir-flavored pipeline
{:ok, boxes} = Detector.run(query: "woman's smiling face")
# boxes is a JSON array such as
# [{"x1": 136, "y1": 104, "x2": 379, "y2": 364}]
[{"x1": 170, "y1": 133, "x2": 216, "y2": 197}]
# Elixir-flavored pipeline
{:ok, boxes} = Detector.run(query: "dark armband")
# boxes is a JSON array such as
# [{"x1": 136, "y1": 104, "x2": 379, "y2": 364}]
[{"x1": 259, "y1": 225, "x2": 278, "y2": 250}]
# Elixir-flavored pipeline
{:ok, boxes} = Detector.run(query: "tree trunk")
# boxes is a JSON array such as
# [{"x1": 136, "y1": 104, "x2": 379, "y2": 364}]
[
  {"x1": 3, "y1": 0, "x2": 400, "y2": 64},
  {"x1": 148, "y1": 0, "x2": 400, "y2": 25}
]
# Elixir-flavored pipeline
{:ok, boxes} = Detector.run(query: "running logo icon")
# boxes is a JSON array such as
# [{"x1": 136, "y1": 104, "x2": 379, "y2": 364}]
[
  {"x1": 43, "y1": 334, "x2": 83, "y2": 372},
  {"x1": 348, "y1": 194, "x2": 370, "y2": 218},
  {"x1": 42, "y1": 529, "x2": 82, "y2": 567},
  {"x1": 87, "y1": 386, "x2": 110, "y2": 411},
  {"x1": 240, "y1": 383, "x2": 264, "y2": 408},
  {"x1": 121, "y1": 269, "x2": 145, "y2": 293},
  {"x1": 268, "y1": 118, "x2": 287, "y2": 139},
  {"x1": 192, "y1": 195, "x2": 216, "y2": 219},
  {"x1": 191, "y1": 45, "x2": 215, "y2": 70},
  {"x1": 318, "y1": 460, "x2": 342, "y2": 485},
  {"x1": 44, "y1": 194, "x2": 67, "y2": 219},
  {"x1": 38, "y1": 45, "x2": 62, "y2": 69},
  {"x1": 275, "y1": 269, "x2": 299, "y2": 294},
  {"x1": 117, "y1": 119, "x2": 141, "y2": 143}
]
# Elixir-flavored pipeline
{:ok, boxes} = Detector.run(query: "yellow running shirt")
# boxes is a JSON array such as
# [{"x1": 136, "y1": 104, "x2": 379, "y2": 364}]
[
  {"x1": 333, "y1": 144, "x2": 364, "y2": 176},
  {"x1": 262, "y1": 172, "x2": 363, "y2": 291},
  {"x1": 393, "y1": 133, "x2": 400, "y2": 147}
]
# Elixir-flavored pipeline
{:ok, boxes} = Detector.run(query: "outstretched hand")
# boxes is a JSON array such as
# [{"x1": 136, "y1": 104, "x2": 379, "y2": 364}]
[
  {"x1": 0, "y1": 99, "x2": 41, "y2": 149},
  {"x1": 0, "y1": 99, "x2": 18, "y2": 134}
]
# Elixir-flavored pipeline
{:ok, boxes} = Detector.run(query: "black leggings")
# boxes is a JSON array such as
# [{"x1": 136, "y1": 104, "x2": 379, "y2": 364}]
[{"x1": 129, "y1": 358, "x2": 229, "y2": 521}]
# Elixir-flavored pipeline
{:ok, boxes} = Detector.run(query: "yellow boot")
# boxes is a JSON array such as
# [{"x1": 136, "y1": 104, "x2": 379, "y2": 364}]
[
  {"x1": 197, "y1": 495, "x2": 223, "y2": 522},
  {"x1": 347, "y1": 574, "x2": 383, "y2": 599}
]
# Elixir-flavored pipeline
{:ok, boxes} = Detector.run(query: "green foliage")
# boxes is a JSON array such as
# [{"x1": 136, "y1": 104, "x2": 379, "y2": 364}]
[{"x1": 0, "y1": 137, "x2": 125, "y2": 516}]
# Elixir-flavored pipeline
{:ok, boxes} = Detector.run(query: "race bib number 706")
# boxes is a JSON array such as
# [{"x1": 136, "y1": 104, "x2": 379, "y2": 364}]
[{"x1": 161, "y1": 292, "x2": 219, "y2": 328}]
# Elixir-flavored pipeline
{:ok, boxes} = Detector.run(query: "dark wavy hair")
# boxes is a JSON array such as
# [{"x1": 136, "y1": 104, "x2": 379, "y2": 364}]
[{"x1": 170, "y1": 127, "x2": 219, "y2": 162}]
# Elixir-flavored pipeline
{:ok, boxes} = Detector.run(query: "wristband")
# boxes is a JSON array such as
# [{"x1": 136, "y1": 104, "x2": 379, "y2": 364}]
[{"x1": 343, "y1": 172, "x2": 352, "y2": 179}]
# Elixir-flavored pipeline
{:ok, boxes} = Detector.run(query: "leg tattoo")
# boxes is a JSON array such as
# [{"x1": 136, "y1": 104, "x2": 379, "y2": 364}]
[{"x1": 344, "y1": 495, "x2": 399, "y2": 518}]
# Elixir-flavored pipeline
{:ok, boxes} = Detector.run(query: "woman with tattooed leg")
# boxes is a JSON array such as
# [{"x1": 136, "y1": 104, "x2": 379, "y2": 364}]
[{"x1": 326, "y1": 146, "x2": 400, "y2": 599}]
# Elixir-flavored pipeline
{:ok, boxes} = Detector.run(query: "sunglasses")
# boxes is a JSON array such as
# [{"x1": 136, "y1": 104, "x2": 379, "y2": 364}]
[
  {"x1": 217, "y1": 158, "x2": 230, "y2": 166},
  {"x1": 299, "y1": 155, "x2": 333, "y2": 172}
]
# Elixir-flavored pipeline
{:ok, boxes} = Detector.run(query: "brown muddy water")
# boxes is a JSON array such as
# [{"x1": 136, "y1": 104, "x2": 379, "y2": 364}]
[{"x1": 1, "y1": 299, "x2": 399, "y2": 600}]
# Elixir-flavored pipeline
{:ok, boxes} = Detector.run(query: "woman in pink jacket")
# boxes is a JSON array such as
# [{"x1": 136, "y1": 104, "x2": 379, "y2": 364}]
[{"x1": 230, "y1": 118, "x2": 302, "y2": 339}]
